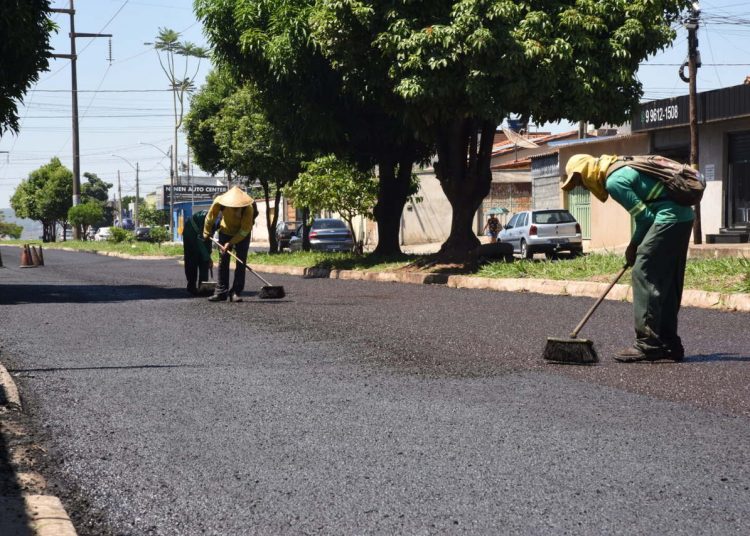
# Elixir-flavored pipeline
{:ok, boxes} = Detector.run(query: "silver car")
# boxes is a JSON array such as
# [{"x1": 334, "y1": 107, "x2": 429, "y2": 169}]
[
  {"x1": 499, "y1": 209, "x2": 583, "y2": 259},
  {"x1": 288, "y1": 218, "x2": 354, "y2": 252}
]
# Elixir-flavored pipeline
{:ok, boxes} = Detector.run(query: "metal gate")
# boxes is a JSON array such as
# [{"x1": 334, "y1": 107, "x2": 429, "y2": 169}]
[
  {"x1": 567, "y1": 186, "x2": 591, "y2": 239},
  {"x1": 728, "y1": 131, "x2": 750, "y2": 228}
]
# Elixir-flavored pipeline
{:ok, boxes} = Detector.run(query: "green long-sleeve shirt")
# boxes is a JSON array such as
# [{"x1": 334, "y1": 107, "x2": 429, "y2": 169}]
[{"x1": 605, "y1": 166, "x2": 694, "y2": 246}]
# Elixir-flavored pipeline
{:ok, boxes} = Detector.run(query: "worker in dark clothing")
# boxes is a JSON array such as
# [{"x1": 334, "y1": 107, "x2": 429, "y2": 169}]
[
  {"x1": 203, "y1": 186, "x2": 257, "y2": 303},
  {"x1": 562, "y1": 154, "x2": 694, "y2": 362},
  {"x1": 182, "y1": 210, "x2": 213, "y2": 296}
]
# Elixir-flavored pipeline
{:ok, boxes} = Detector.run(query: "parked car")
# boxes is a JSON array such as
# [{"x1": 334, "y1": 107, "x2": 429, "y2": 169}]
[
  {"x1": 288, "y1": 218, "x2": 354, "y2": 252},
  {"x1": 275, "y1": 220, "x2": 301, "y2": 251},
  {"x1": 57, "y1": 227, "x2": 74, "y2": 241},
  {"x1": 498, "y1": 209, "x2": 583, "y2": 259},
  {"x1": 94, "y1": 227, "x2": 112, "y2": 241},
  {"x1": 135, "y1": 227, "x2": 151, "y2": 241}
]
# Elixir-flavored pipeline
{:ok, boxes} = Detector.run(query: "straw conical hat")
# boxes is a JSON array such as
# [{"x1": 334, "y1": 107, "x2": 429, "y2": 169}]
[{"x1": 216, "y1": 186, "x2": 253, "y2": 208}]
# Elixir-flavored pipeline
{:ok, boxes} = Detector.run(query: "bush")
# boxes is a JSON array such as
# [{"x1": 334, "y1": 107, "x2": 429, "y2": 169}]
[
  {"x1": 149, "y1": 226, "x2": 170, "y2": 244},
  {"x1": 109, "y1": 227, "x2": 134, "y2": 243}
]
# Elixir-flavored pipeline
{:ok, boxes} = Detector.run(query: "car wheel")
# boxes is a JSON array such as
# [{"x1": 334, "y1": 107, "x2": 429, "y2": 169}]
[{"x1": 520, "y1": 239, "x2": 532, "y2": 259}]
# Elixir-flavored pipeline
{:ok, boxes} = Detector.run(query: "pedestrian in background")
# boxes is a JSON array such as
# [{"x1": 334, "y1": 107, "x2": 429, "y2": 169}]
[
  {"x1": 483, "y1": 213, "x2": 501, "y2": 243},
  {"x1": 203, "y1": 186, "x2": 257, "y2": 303},
  {"x1": 182, "y1": 209, "x2": 213, "y2": 296},
  {"x1": 562, "y1": 154, "x2": 694, "y2": 362}
]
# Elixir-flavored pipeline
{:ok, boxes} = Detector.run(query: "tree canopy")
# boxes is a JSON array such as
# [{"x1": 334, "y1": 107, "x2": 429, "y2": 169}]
[
  {"x1": 196, "y1": 0, "x2": 688, "y2": 260},
  {"x1": 284, "y1": 155, "x2": 378, "y2": 252},
  {"x1": 0, "y1": 1, "x2": 55, "y2": 136},
  {"x1": 10, "y1": 158, "x2": 73, "y2": 242},
  {"x1": 307, "y1": 0, "x2": 689, "y2": 259},
  {"x1": 186, "y1": 71, "x2": 305, "y2": 251},
  {"x1": 194, "y1": 0, "x2": 431, "y2": 256},
  {"x1": 81, "y1": 172, "x2": 112, "y2": 205},
  {"x1": 68, "y1": 202, "x2": 104, "y2": 238}
]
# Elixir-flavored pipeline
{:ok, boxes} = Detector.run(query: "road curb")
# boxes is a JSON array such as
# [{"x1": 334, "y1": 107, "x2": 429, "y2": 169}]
[
  {"x1": 0, "y1": 495, "x2": 78, "y2": 536},
  {"x1": 0, "y1": 361, "x2": 79, "y2": 536},
  {"x1": 248, "y1": 264, "x2": 750, "y2": 312},
  {"x1": 0, "y1": 362, "x2": 21, "y2": 408},
  {"x1": 18, "y1": 247, "x2": 746, "y2": 312}
]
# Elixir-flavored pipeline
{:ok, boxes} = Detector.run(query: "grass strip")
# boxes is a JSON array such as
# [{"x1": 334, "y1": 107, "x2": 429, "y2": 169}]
[{"x1": 3, "y1": 240, "x2": 747, "y2": 294}]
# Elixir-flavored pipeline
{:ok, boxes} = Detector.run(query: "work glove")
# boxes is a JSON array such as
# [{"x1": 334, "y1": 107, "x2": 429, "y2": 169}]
[{"x1": 625, "y1": 243, "x2": 637, "y2": 267}]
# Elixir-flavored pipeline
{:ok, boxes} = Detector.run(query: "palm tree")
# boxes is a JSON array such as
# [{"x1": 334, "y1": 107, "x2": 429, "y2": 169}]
[{"x1": 148, "y1": 28, "x2": 209, "y2": 186}]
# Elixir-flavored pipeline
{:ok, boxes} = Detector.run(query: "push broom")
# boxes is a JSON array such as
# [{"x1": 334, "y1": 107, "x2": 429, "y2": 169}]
[
  {"x1": 210, "y1": 237, "x2": 286, "y2": 299},
  {"x1": 543, "y1": 264, "x2": 629, "y2": 364}
]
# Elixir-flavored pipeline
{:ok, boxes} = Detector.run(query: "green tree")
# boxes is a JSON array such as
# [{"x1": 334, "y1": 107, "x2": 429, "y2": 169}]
[
  {"x1": 214, "y1": 84, "x2": 304, "y2": 252},
  {"x1": 186, "y1": 74, "x2": 305, "y2": 252},
  {"x1": 285, "y1": 155, "x2": 378, "y2": 253},
  {"x1": 184, "y1": 69, "x2": 235, "y2": 177},
  {"x1": 81, "y1": 172, "x2": 112, "y2": 204},
  {"x1": 0, "y1": 212, "x2": 23, "y2": 239},
  {"x1": 10, "y1": 157, "x2": 72, "y2": 242},
  {"x1": 68, "y1": 202, "x2": 103, "y2": 239},
  {"x1": 195, "y1": 0, "x2": 430, "y2": 257},
  {"x1": 308, "y1": 0, "x2": 688, "y2": 261},
  {"x1": 138, "y1": 204, "x2": 168, "y2": 227},
  {"x1": 0, "y1": 1, "x2": 55, "y2": 136},
  {"x1": 149, "y1": 225, "x2": 170, "y2": 245}
]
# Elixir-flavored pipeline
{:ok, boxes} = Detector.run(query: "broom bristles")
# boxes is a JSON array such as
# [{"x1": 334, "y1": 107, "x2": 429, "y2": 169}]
[
  {"x1": 543, "y1": 337, "x2": 598, "y2": 364},
  {"x1": 259, "y1": 285, "x2": 285, "y2": 299}
]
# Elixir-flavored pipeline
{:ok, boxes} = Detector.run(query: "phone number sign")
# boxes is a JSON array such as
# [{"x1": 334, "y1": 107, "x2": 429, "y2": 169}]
[{"x1": 632, "y1": 95, "x2": 689, "y2": 131}]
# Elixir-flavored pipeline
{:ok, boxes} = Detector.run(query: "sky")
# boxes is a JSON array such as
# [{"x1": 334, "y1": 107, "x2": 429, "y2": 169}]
[{"x1": 2, "y1": 0, "x2": 750, "y2": 209}]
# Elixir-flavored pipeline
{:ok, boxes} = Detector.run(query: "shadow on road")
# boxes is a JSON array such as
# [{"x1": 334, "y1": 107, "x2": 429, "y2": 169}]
[
  {"x1": 686, "y1": 353, "x2": 750, "y2": 363},
  {"x1": 0, "y1": 284, "x2": 190, "y2": 305}
]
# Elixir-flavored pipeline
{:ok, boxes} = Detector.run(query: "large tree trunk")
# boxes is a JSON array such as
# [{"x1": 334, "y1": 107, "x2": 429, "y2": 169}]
[
  {"x1": 373, "y1": 148, "x2": 416, "y2": 256},
  {"x1": 270, "y1": 186, "x2": 282, "y2": 253},
  {"x1": 434, "y1": 118, "x2": 496, "y2": 263}
]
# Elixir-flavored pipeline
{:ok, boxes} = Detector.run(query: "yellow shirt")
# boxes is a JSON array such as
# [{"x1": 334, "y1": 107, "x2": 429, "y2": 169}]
[{"x1": 203, "y1": 202, "x2": 254, "y2": 245}]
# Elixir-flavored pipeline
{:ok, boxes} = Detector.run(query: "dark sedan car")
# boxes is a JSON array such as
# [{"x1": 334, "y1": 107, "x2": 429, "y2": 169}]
[
  {"x1": 275, "y1": 220, "x2": 301, "y2": 251},
  {"x1": 134, "y1": 227, "x2": 151, "y2": 241},
  {"x1": 288, "y1": 218, "x2": 354, "y2": 253}
]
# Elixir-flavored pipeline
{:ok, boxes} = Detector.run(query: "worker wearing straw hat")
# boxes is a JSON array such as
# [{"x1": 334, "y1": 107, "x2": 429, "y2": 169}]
[
  {"x1": 203, "y1": 186, "x2": 257, "y2": 302},
  {"x1": 562, "y1": 154, "x2": 693, "y2": 363}
]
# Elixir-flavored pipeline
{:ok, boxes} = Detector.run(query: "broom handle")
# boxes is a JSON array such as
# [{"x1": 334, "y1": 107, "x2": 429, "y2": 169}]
[
  {"x1": 209, "y1": 237, "x2": 273, "y2": 287},
  {"x1": 570, "y1": 264, "x2": 629, "y2": 338}
]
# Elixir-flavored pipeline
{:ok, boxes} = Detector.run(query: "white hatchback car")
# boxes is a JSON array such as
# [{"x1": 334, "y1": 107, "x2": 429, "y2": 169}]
[
  {"x1": 94, "y1": 227, "x2": 112, "y2": 241},
  {"x1": 499, "y1": 209, "x2": 583, "y2": 259}
]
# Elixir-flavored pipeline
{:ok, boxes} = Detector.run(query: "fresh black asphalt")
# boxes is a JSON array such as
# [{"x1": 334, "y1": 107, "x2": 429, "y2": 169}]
[{"x1": 1, "y1": 245, "x2": 748, "y2": 535}]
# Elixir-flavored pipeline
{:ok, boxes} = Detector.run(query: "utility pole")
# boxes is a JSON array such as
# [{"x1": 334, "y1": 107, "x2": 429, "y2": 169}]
[
  {"x1": 134, "y1": 162, "x2": 140, "y2": 229},
  {"x1": 117, "y1": 171, "x2": 122, "y2": 228},
  {"x1": 50, "y1": 0, "x2": 111, "y2": 239},
  {"x1": 685, "y1": 2, "x2": 703, "y2": 244}
]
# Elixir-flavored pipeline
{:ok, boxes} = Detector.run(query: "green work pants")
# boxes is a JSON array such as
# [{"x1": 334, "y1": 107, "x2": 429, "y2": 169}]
[{"x1": 632, "y1": 221, "x2": 693, "y2": 356}]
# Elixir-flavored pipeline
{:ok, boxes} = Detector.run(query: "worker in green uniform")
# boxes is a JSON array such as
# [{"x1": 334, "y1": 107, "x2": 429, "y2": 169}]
[
  {"x1": 562, "y1": 154, "x2": 694, "y2": 362},
  {"x1": 203, "y1": 186, "x2": 257, "y2": 303},
  {"x1": 182, "y1": 209, "x2": 213, "y2": 296}
]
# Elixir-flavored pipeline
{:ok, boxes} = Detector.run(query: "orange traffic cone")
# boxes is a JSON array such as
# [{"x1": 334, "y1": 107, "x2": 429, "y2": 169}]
[
  {"x1": 38, "y1": 245, "x2": 44, "y2": 266},
  {"x1": 30, "y1": 245, "x2": 42, "y2": 266},
  {"x1": 20, "y1": 244, "x2": 36, "y2": 268}
]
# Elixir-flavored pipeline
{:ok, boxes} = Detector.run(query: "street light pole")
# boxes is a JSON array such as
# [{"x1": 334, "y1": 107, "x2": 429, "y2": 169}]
[
  {"x1": 140, "y1": 142, "x2": 174, "y2": 238},
  {"x1": 112, "y1": 154, "x2": 138, "y2": 229}
]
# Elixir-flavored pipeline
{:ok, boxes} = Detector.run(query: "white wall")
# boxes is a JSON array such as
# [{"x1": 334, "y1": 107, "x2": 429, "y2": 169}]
[{"x1": 400, "y1": 171, "x2": 452, "y2": 245}]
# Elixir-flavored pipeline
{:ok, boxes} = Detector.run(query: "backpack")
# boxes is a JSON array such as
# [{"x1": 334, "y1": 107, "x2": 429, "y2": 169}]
[{"x1": 606, "y1": 155, "x2": 705, "y2": 206}]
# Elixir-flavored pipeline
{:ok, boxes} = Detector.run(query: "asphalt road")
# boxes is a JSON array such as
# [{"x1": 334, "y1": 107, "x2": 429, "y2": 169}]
[{"x1": 1, "y1": 245, "x2": 749, "y2": 535}]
